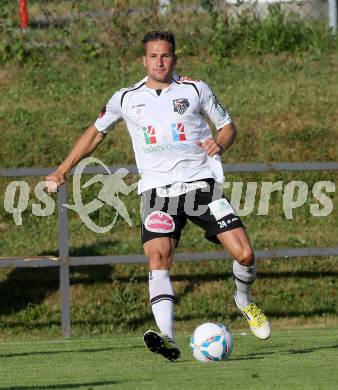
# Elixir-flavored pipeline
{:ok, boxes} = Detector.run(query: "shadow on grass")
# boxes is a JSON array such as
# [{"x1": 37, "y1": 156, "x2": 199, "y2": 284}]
[
  {"x1": 0, "y1": 345, "x2": 144, "y2": 359},
  {"x1": 35, "y1": 239, "x2": 120, "y2": 258},
  {"x1": 0, "y1": 241, "x2": 117, "y2": 315},
  {"x1": 232, "y1": 343, "x2": 338, "y2": 361},
  {"x1": 231, "y1": 351, "x2": 274, "y2": 361},
  {"x1": 177, "y1": 307, "x2": 338, "y2": 321},
  {"x1": 116, "y1": 270, "x2": 338, "y2": 284},
  {"x1": 285, "y1": 344, "x2": 338, "y2": 355},
  {"x1": 1, "y1": 303, "x2": 336, "y2": 331},
  {"x1": 129, "y1": 306, "x2": 338, "y2": 329},
  {"x1": 0, "y1": 268, "x2": 59, "y2": 315},
  {"x1": 0, "y1": 380, "x2": 127, "y2": 390},
  {"x1": 1, "y1": 245, "x2": 337, "y2": 325}
]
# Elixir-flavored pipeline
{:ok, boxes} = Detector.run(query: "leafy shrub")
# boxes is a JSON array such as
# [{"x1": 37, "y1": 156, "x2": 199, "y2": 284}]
[
  {"x1": 207, "y1": 1, "x2": 337, "y2": 57},
  {"x1": 0, "y1": 0, "x2": 337, "y2": 64}
]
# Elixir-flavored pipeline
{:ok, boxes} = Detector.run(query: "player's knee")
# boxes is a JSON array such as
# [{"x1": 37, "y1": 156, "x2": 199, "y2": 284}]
[
  {"x1": 235, "y1": 248, "x2": 254, "y2": 267},
  {"x1": 148, "y1": 251, "x2": 173, "y2": 269}
]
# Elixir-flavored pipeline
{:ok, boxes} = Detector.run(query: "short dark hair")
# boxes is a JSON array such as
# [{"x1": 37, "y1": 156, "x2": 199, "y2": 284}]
[{"x1": 142, "y1": 31, "x2": 176, "y2": 53}]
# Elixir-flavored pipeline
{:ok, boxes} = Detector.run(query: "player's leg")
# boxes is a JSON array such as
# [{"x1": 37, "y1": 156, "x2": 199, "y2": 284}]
[
  {"x1": 187, "y1": 181, "x2": 255, "y2": 307},
  {"x1": 143, "y1": 237, "x2": 180, "y2": 361},
  {"x1": 217, "y1": 228, "x2": 255, "y2": 307},
  {"x1": 217, "y1": 228, "x2": 270, "y2": 339},
  {"x1": 140, "y1": 187, "x2": 186, "y2": 360},
  {"x1": 187, "y1": 181, "x2": 270, "y2": 340},
  {"x1": 144, "y1": 237, "x2": 176, "y2": 340}
]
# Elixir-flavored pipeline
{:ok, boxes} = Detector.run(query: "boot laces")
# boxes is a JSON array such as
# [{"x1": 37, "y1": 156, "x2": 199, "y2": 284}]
[{"x1": 246, "y1": 304, "x2": 265, "y2": 327}]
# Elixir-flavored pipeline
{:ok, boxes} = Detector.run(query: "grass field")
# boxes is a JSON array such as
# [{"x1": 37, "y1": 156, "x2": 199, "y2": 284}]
[{"x1": 0, "y1": 328, "x2": 337, "y2": 390}]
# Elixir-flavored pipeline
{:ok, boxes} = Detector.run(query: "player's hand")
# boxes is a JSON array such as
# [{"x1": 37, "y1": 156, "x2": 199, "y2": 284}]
[
  {"x1": 45, "y1": 170, "x2": 65, "y2": 192},
  {"x1": 195, "y1": 137, "x2": 224, "y2": 157}
]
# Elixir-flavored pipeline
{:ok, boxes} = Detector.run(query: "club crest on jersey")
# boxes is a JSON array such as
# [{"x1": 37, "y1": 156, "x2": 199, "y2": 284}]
[
  {"x1": 171, "y1": 123, "x2": 186, "y2": 142},
  {"x1": 173, "y1": 98, "x2": 190, "y2": 115},
  {"x1": 143, "y1": 125, "x2": 157, "y2": 144}
]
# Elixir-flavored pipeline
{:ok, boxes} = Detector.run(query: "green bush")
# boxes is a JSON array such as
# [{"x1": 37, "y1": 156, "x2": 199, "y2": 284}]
[
  {"x1": 208, "y1": 2, "x2": 337, "y2": 57},
  {"x1": 0, "y1": 1, "x2": 337, "y2": 65}
]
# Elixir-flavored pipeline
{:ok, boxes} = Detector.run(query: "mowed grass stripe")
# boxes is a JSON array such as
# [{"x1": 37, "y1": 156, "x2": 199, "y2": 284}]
[{"x1": 0, "y1": 328, "x2": 337, "y2": 390}]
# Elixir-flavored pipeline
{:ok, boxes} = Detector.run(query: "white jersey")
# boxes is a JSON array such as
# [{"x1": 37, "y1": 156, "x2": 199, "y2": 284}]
[{"x1": 95, "y1": 74, "x2": 232, "y2": 193}]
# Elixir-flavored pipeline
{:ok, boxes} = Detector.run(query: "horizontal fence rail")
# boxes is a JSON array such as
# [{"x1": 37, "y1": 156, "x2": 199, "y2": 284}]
[
  {"x1": 2, "y1": 162, "x2": 338, "y2": 177},
  {"x1": 1, "y1": 162, "x2": 337, "y2": 337},
  {"x1": 2, "y1": 247, "x2": 338, "y2": 269}
]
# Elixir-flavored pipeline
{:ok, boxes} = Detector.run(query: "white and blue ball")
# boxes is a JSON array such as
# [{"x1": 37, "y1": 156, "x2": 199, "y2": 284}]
[{"x1": 190, "y1": 322, "x2": 233, "y2": 363}]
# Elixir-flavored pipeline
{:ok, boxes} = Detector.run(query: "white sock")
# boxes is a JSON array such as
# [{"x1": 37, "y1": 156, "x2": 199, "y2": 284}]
[
  {"x1": 233, "y1": 260, "x2": 256, "y2": 309},
  {"x1": 149, "y1": 270, "x2": 175, "y2": 339}
]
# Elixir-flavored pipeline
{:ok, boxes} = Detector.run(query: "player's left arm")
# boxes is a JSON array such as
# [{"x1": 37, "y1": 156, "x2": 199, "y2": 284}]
[
  {"x1": 196, "y1": 80, "x2": 236, "y2": 157},
  {"x1": 196, "y1": 123, "x2": 236, "y2": 157}
]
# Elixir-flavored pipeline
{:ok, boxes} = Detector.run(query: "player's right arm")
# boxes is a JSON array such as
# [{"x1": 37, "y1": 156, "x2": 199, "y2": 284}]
[
  {"x1": 46, "y1": 90, "x2": 123, "y2": 192},
  {"x1": 45, "y1": 125, "x2": 105, "y2": 192}
]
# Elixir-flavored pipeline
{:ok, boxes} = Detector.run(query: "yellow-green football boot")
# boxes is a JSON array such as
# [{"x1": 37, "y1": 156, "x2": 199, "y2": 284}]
[{"x1": 235, "y1": 295, "x2": 271, "y2": 340}]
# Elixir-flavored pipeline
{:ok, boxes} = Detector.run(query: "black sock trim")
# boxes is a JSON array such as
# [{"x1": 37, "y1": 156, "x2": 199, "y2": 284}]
[
  {"x1": 234, "y1": 276, "x2": 255, "y2": 285},
  {"x1": 151, "y1": 294, "x2": 175, "y2": 305},
  {"x1": 152, "y1": 297, "x2": 175, "y2": 305}
]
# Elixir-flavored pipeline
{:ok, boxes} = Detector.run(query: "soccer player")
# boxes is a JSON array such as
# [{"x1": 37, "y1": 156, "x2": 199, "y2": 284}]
[{"x1": 46, "y1": 31, "x2": 270, "y2": 362}]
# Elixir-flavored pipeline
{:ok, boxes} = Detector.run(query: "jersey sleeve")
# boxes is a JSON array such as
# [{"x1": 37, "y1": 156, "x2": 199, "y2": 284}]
[
  {"x1": 94, "y1": 91, "x2": 123, "y2": 134},
  {"x1": 198, "y1": 81, "x2": 232, "y2": 130}
]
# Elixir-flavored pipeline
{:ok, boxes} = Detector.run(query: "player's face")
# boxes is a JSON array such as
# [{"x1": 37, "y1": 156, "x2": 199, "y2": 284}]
[{"x1": 143, "y1": 40, "x2": 177, "y2": 86}]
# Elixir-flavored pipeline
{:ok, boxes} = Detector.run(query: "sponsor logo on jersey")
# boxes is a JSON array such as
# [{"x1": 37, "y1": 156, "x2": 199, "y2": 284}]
[
  {"x1": 171, "y1": 123, "x2": 186, "y2": 142},
  {"x1": 143, "y1": 125, "x2": 157, "y2": 144},
  {"x1": 143, "y1": 144, "x2": 165, "y2": 153},
  {"x1": 143, "y1": 142, "x2": 197, "y2": 153},
  {"x1": 99, "y1": 105, "x2": 106, "y2": 118},
  {"x1": 135, "y1": 104, "x2": 145, "y2": 120},
  {"x1": 144, "y1": 211, "x2": 175, "y2": 233},
  {"x1": 173, "y1": 98, "x2": 190, "y2": 115}
]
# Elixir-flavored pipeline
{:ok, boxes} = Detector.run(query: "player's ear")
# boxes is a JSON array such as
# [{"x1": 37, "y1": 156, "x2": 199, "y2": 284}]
[{"x1": 143, "y1": 56, "x2": 147, "y2": 68}]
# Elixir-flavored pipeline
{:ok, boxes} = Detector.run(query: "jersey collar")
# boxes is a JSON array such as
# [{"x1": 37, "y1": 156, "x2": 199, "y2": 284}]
[{"x1": 144, "y1": 74, "x2": 180, "y2": 95}]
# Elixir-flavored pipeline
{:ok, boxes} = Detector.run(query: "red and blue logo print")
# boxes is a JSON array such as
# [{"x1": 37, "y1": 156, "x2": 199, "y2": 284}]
[
  {"x1": 143, "y1": 125, "x2": 157, "y2": 144},
  {"x1": 171, "y1": 123, "x2": 186, "y2": 142}
]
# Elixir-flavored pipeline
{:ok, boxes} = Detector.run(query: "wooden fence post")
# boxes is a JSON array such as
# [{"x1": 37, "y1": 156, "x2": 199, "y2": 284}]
[{"x1": 58, "y1": 183, "x2": 71, "y2": 338}]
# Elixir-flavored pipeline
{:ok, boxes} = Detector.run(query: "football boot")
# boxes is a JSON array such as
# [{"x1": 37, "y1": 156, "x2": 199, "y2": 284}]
[
  {"x1": 234, "y1": 294, "x2": 270, "y2": 340},
  {"x1": 144, "y1": 330, "x2": 180, "y2": 361}
]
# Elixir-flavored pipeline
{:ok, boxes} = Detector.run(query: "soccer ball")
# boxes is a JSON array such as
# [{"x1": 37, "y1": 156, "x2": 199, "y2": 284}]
[{"x1": 190, "y1": 322, "x2": 233, "y2": 363}]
